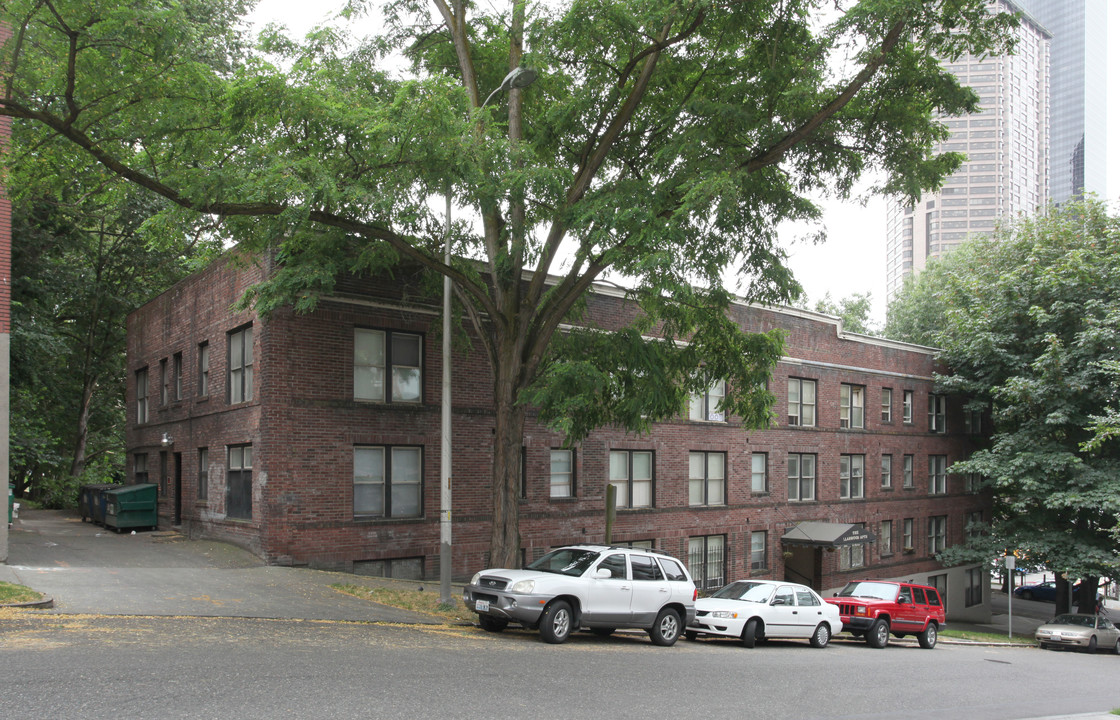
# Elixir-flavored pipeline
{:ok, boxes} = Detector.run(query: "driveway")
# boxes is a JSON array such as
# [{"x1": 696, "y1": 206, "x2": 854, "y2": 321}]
[{"x1": 2, "y1": 509, "x2": 442, "y2": 624}]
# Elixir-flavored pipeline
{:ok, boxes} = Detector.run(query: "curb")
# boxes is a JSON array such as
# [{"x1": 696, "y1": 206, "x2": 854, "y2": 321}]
[{"x1": 1, "y1": 595, "x2": 55, "y2": 610}]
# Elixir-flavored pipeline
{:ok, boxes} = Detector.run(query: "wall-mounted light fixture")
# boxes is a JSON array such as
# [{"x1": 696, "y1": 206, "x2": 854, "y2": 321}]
[{"x1": 161, "y1": 432, "x2": 173, "y2": 447}]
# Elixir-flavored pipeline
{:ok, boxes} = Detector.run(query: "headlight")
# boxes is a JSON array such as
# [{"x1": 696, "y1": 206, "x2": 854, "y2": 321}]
[
  {"x1": 710, "y1": 610, "x2": 739, "y2": 619},
  {"x1": 855, "y1": 606, "x2": 868, "y2": 616},
  {"x1": 511, "y1": 579, "x2": 536, "y2": 594},
  {"x1": 470, "y1": 572, "x2": 481, "y2": 586}
]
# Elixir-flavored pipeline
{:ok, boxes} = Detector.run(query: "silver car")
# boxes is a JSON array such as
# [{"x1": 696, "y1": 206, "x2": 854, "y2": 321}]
[
  {"x1": 1035, "y1": 614, "x2": 1120, "y2": 653},
  {"x1": 463, "y1": 544, "x2": 697, "y2": 645}
]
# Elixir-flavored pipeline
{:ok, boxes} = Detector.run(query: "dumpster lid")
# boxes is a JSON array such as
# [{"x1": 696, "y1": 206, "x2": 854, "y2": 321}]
[{"x1": 105, "y1": 483, "x2": 159, "y2": 495}]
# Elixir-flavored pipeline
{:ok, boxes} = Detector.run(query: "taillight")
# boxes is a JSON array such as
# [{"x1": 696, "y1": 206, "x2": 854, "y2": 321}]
[{"x1": 693, "y1": 588, "x2": 698, "y2": 601}]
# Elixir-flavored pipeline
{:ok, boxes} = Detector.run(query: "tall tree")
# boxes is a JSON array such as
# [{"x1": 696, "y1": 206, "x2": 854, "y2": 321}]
[
  {"x1": 1, "y1": 0, "x2": 1017, "y2": 564},
  {"x1": 887, "y1": 200, "x2": 1120, "y2": 611}
]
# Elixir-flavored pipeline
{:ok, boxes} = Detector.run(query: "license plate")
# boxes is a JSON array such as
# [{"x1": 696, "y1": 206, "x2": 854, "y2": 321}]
[{"x1": 475, "y1": 600, "x2": 490, "y2": 613}]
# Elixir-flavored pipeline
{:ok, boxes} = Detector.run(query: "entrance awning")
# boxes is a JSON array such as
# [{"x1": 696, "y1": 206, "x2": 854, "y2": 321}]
[{"x1": 781, "y1": 522, "x2": 875, "y2": 548}]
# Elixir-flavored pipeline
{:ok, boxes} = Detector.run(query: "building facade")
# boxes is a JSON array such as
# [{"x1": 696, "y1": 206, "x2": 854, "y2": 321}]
[
  {"x1": 885, "y1": 0, "x2": 1051, "y2": 297},
  {"x1": 1015, "y1": 0, "x2": 1109, "y2": 206},
  {"x1": 127, "y1": 254, "x2": 993, "y2": 621}
]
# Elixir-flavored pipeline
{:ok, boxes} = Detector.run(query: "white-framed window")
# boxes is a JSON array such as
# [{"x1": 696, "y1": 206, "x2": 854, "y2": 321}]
[
  {"x1": 787, "y1": 453, "x2": 816, "y2": 502},
  {"x1": 135, "y1": 368, "x2": 149, "y2": 424},
  {"x1": 928, "y1": 393, "x2": 947, "y2": 433},
  {"x1": 227, "y1": 444, "x2": 253, "y2": 520},
  {"x1": 787, "y1": 378, "x2": 816, "y2": 427},
  {"x1": 198, "y1": 342, "x2": 210, "y2": 397},
  {"x1": 928, "y1": 455, "x2": 947, "y2": 494},
  {"x1": 688, "y1": 451, "x2": 726, "y2": 506},
  {"x1": 903, "y1": 454, "x2": 914, "y2": 488},
  {"x1": 839, "y1": 523, "x2": 866, "y2": 570},
  {"x1": 353, "y1": 446, "x2": 423, "y2": 518},
  {"x1": 689, "y1": 379, "x2": 726, "y2": 422},
  {"x1": 750, "y1": 531, "x2": 768, "y2": 570},
  {"x1": 965, "y1": 472, "x2": 983, "y2": 493},
  {"x1": 880, "y1": 520, "x2": 893, "y2": 555},
  {"x1": 160, "y1": 358, "x2": 168, "y2": 405},
  {"x1": 966, "y1": 510, "x2": 985, "y2": 540},
  {"x1": 228, "y1": 325, "x2": 254, "y2": 404},
  {"x1": 840, "y1": 454, "x2": 865, "y2": 499},
  {"x1": 688, "y1": 534, "x2": 725, "y2": 590},
  {"x1": 881, "y1": 388, "x2": 893, "y2": 423},
  {"x1": 902, "y1": 390, "x2": 914, "y2": 424},
  {"x1": 354, "y1": 329, "x2": 422, "y2": 403},
  {"x1": 550, "y1": 449, "x2": 574, "y2": 498},
  {"x1": 134, "y1": 453, "x2": 149, "y2": 484},
  {"x1": 197, "y1": 447, "x2": 208, "y2": 500},
  {"x1": 751, "y1": 453, "x2": 768, "y2": 493},
  {"x1": 902, "y1": 518, "x2": 914, "y2": 552},
  {"x1": 173, "y1": 352, "x2": 183, "y2": 401},
  {"x1": 840, "y1": 384, "x2": 865, "y2": 429},
  {"x1": 880, "y1": 454, "x2": 892, "y2": 488},
  {"x1": 609, "y1": 450, "x2": 653, "y2": 508},
  {"x1": 928, "y1": 515, "x2": 947, "y2": 554}
]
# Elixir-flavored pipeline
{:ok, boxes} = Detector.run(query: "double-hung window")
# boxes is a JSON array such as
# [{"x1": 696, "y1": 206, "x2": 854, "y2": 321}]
[
  {"x1": 227, "y1": 444, "x2": 253, "y2": 520},
  {"x1": 881, "y1": 388, "x2": 893, "y2": 423},
  {"x1": 903, "y1": 454, "x2": 914, "y2": 488},
  {"x1": 609, "y1": 450, "x2": 653, "y2": 508},
  {"x1": 880, "y1": 455, "x2": 892, "y2": 488},
  {"x1": 136, "y1": 368, "x2": 149, "y2": 424},
  {"x1": 354, "y1": 329, "x2": 422, "y2": 403},
  {"x1": 197, "y1": 448, "x2": 209, "y2": 500},
  {"x1": 928, "y1": 455, "x2": 947, "y2": 494},
  {"x1": 902, "y1": 518, "x2": 914, "y2": 551},
  {"x1": 750, "y1": 453, "x2": 768, "y2": 493},
  {"x1": 228, "y1": 326, "x2": 254, "y2": 404},
  {"x1": 173, "y1": 353, "x2": 183, "y2": 401},
  {"x1": 965, "y1": 567, "x2": 984, "y2": 607},
  {"x1": 198, "y1": 342, "x2": 210, "y2": 397},
  {"x1": 787, "y1": 378, "x2": 816, "y2": 426},
  {"x1": 688, "y1": 535, "x2": 725, "y2": 590},
  {"x1": 550, "y1": 449, "x2": 574, "y2": 498},
  {"x1": 840, "y1": 384, "x2": 865, "y2": 429},
  {"x1": 688, "y1": 451, "x2": 725, "y2": 506},
  {"x1": 880, "y1": 520, "x2": 893, "y2": 555},
  {"x1": 840, "y1": 454, "x2": 865, "y2": 499},
  {"x1": 750, "y1": 531, "x2": 768, "y2": 570},
  {"x1": 689, "y1": 379, "x2": 726, "y2": 422},
  {"x1": 928, "y1": 515, "x2": 947, "y2": 554},
  {"x1": 966, "y1": 510, "x2": 985, "y2": 540},
  {"x1": 353, "y1": 446, "x2": 423, "y2": 518},
  {"x1": 787, "y1": 453, "x2": 816, "y2": 502},
  {"x1": 159, "y1": 358, "x2": 169, "y2": 405},
  {"x1": 928, "y1": 394, "x2": 947, "y2": 433},
  {"x1": 134, "y1": 453, "x2": 149, "y2": 484},
  {"x1": 902, "y1": 390, "x2": 914, "y2": 424}
]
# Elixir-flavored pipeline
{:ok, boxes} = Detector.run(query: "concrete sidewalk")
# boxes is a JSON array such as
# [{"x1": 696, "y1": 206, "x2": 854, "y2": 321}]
[{"x1": 2, "y1": 509, "x2": 446, "y2": 624}]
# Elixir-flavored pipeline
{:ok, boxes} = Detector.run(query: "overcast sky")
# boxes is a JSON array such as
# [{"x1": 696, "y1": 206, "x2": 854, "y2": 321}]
[{"x1": 248, "y1": 0, "x2": 1120, "y2": 325}]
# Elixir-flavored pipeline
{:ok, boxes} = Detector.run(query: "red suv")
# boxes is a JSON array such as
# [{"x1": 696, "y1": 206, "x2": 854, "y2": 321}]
[{"x1": 826, "y1": 580, "x2": 946, "y2": 649}]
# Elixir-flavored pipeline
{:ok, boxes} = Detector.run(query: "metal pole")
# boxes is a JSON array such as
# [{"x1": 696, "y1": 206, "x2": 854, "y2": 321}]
[{"x1": 439, "y1": 190, "x2": 453, "y2": 605}]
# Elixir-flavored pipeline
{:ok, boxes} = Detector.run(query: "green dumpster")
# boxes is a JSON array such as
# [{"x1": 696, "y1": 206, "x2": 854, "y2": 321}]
[
  {"x1": 104, "y1": 483, "x2": 158, "y2": 532},
  {"x1": 79, "y1": 483, "x2": 118, "y2": 525}
]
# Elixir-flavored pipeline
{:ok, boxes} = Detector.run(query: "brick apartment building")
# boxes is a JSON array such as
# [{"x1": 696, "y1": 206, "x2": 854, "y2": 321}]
[{"x1": 127, "y1": 252, "x2": 992, "y2": 621}]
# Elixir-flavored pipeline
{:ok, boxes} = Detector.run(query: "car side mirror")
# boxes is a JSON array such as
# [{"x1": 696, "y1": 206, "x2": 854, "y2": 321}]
[
  {"x1": 772, "y1": 598, "x2": 786, "y2": 606},
  {"x1": 595, "y1": 568, "x2": 613, "y2": 579}
]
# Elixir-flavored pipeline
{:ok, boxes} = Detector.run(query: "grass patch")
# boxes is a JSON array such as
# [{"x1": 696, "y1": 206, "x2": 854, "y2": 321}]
[
  {"x1": 942, "y1": 628, "x2": 1035, "y2": 645},
  {"x1": 0, "y1": 581, "x2": 44, "y2": 605},
  {"x1": 332, "y1": 583, "x2": 477, "y2": 623}
]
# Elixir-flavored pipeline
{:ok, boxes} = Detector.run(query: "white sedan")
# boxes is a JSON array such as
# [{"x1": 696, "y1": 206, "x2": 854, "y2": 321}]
[{"x1": 685, "y1": 579, "x2": 843, "y2": 648}]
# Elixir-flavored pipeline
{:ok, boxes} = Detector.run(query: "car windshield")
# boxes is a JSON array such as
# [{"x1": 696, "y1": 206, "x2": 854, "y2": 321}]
[
  {"x1": 1052, "y1": 614, "x2": 1095, "y2": 628},
  {"x1": 525, "y1": 548, "x2": 600, "y2": 577},
  {"x1": 837, "y1": 581, "x2": 898, "y2": 600},
  {"x1": 710, "y1": 581, "x2": 775, "y2": 603}
]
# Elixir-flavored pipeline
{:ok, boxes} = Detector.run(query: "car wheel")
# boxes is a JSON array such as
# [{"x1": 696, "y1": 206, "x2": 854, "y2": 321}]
[
  {"x1": 1021, "y1": 591, "x2": 1033, "y2": 601},
  {"x1": 1084, "y1": 635, "x2": 1097, "y2": 653},
  {"x1": 1113, "y1": 638, "x2": 1120, "y2": 655},
  {"x1": 649, "y1": 608, "x2": 682, "y2": 647},
  {"x1": 684, "y1": 630, "x2": 698, "y2": 641},
  {"x1": 741, "y1": 618, "x2": 759, "y2": 649},
  {"x1": 866, "y1": 618, "x2": 890, "y2": 649},
  {"x1": 478, "y1": 615, "x2": 508, "y2": 633},
  {"x1": 1038, "y1": 642, "x2": 1048, "y2": 650},
  {"x1": 539, "y1": 601, "x2": 573, "y2": 644},
  {"x1": 590, "y1": 627, "x2": 615, "y2": 637},
  {"x1": 918, "y1": 622, "x2": 938, "y2": 649},
  {"x1": 810, "y1": 623, "x2": 831, "y2": 649}
]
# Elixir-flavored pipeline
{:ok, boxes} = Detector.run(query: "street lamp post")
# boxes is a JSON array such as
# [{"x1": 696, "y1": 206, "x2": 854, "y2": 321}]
[{"x1": 439, "y1": 66, "x2": 537, "y2": 606}]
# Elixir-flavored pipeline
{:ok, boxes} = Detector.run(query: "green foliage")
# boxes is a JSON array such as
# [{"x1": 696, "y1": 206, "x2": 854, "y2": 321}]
[
  {"x1": 892, "y1": 200, "x2": 1120, "y2": 580},
  {"x1": 800, "y1": 291, "x2": 878, "y2": 335}
]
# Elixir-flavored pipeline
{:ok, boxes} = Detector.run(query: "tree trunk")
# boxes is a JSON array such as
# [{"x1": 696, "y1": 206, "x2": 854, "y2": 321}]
[
  {"x1": 1076, "y1": 575, "x2": 1100, "y2": 614},
  {"x1": 68, "y1": 377, "x2": 96, "y2": 479},
  {"x1": 1055, "y1": 575, "x2": 1072, "y2": 615},
  {"x1": 489, "y1": 356, "x2": 527, "y2": 568}
]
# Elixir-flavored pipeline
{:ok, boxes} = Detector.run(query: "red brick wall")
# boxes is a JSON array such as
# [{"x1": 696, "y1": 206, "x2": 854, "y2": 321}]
[{"x1": 127, "y1": 262, "x2": 989, "y2": 593}]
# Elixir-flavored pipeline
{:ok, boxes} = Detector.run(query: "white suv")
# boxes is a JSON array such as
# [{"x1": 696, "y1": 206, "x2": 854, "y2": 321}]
[{"x1": 463, "y1": 544, "x2": 698, "y2": 645}]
